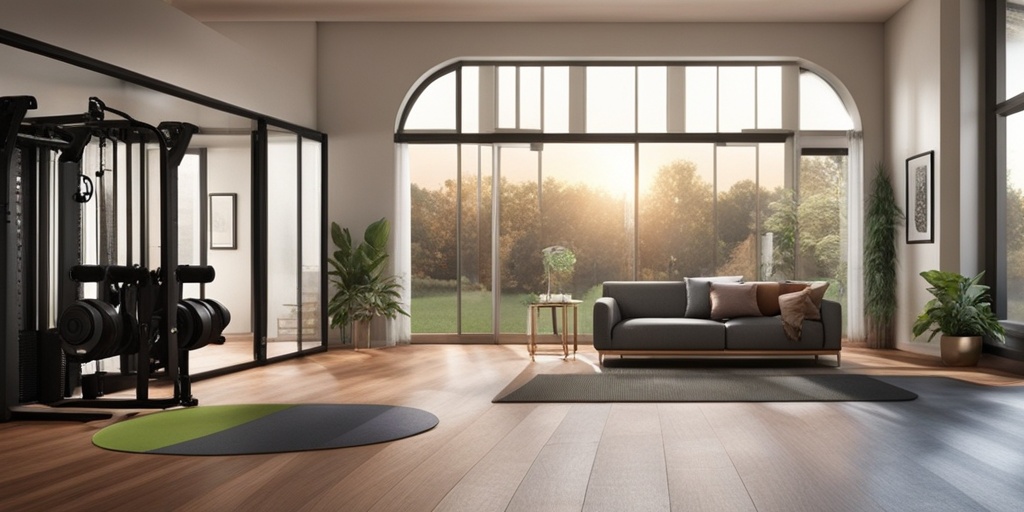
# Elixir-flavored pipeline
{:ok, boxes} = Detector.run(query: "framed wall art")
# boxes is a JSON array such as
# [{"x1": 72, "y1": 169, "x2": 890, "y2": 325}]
[
  {"x1": 209, "y1": 193, "x2": 237, "y2": 250},
  {"x1": 905, "y1": 150, "x2": 934, "y2": 244}
]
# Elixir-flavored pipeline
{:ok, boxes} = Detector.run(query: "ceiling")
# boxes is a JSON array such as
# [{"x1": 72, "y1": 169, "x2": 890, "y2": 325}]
[{"x1": 167, "y1": 0, "x2": 912, "y2": 23}]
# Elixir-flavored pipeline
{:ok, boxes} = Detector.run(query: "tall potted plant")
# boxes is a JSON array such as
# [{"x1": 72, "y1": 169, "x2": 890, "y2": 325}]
[
  {"x1": 864, "y1": 163, "x2": 904, "y2": 348},
  {"x1": 912, "y1": 270, "x2": 1005, "y2": 366},
  {"x1": 327, "y1": 217, "x2": 408, "y2": 349}
]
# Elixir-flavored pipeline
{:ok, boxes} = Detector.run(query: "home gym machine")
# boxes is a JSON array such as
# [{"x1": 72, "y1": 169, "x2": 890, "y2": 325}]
[{"x1": 2, "y1": 95, "x2": 230, "y2": 419}]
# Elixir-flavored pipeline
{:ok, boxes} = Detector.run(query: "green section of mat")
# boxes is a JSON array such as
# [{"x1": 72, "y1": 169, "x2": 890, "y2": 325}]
[
  {"x1": 92, "y1": 404, "x2": 440, "y2": 455},
  {"x1": 93, "y1": 404, "x2": 292, "y2": 453}
]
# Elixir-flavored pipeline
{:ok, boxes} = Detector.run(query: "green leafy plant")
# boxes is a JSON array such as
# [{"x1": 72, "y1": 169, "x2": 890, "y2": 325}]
[
  {"x1": 864, "y1": 163, "x2": 904, "y2": 348},
  {"x1": 327, "y1": 218, "x2": 408, "y2": 337},
  {"x1": 541, "y1": 246, "x2": 576, "y2": 296},
  {"x1": 912, "y1": 270, "x2": 1005, "y2": 343}
]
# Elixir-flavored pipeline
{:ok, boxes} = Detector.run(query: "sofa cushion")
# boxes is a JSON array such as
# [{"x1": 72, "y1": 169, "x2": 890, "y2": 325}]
[
  {"x1": 710, "y1": 282, "x2": 761, "y2": 320},
  {"x1": 611, "y1": 318, "x2": 726, "y2": 350},
  {"x1": 724, "y1": 316, "x2": 825, "y2": 349},
  {"x1": 603, "y1": 281, "x2": 688, "y2": 319},
  {"x1": 684, "y1": 276, "x2": 743, "y2": 318}
]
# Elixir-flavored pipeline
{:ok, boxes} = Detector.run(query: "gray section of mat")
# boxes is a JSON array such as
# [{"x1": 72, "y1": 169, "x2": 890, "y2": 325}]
[
  {"x1": 152, "y1": 404, "x2": 438, "y2": 455},
  {"x1": 493, "y1": 372, "x2": 918, "y2": 403}
]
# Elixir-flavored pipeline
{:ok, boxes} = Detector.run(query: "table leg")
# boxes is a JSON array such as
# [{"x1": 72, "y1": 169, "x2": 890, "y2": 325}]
[
  {"x1": 529, "y1": 306, "x2": 537, "y2": 361},
  {"x1": 561, "y1": 305, "x2": 568, "y2": 359},
  {"x1": 574, "y1": 305, "x2": 579, "y2": 357}
]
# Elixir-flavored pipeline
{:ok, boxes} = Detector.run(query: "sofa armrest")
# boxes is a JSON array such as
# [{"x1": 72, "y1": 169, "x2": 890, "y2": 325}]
[
  {"x1": 820, "y1": 299, "x2": 842, "y2": 350},
  {"x1": 593, "y1": 297, "x2": 621, "y2": 350}
]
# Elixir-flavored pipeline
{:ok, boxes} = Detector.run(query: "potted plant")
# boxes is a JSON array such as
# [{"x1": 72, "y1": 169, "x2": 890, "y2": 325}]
[
  {"x1": 864, "y1": 163, "x2": 904, "y2": 348},
  {"x1": 327, "y1": 217, "x2": 408, "y2": 349},
  {"x1": 912, "y1": 270, "x2": 1005, "y2": 366},
  {"x1": 540, "y1": 246, "x2": 576, "y2": 302}
]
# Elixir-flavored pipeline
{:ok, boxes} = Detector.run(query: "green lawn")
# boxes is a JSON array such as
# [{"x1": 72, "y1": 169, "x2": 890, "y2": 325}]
[{"x1": 411, "y1": 286, "x2": 602, "y2": 335}]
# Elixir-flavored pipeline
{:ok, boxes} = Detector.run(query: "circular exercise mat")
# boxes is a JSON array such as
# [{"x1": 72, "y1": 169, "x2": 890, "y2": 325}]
[{"x1": 93, "y1": 403, "x2": 439, "y2": 455}]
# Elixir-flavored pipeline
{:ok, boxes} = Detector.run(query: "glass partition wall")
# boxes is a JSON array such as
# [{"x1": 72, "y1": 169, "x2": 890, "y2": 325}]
[{"x1": 0, "y1": 31, "x2": 327, "y2": 412}]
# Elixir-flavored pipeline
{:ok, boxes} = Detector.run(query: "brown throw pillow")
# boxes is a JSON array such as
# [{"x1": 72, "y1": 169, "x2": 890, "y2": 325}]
[
  {"x1": 750, "y1": 281, "x2": 782, "y2": 316},
  {"x1": 710, "y1": 282, "x2": 762, "y2": 320},
  {"x1": 779, "y1": 289, "x2": 812, "y2": 340}
]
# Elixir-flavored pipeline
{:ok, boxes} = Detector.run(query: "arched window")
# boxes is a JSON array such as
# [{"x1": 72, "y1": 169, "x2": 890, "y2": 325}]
[{"x1": 396, "y1": 61, "x2": 860, "y2": 343}]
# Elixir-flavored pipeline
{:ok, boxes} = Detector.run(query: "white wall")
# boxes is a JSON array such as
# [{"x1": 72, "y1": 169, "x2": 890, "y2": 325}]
[
  {"x1": 1, "y1": 0, "x2": 317, "y2": 127},
  {"x1": 885, "y1": 0, "x2": 984, "y2": 355}
]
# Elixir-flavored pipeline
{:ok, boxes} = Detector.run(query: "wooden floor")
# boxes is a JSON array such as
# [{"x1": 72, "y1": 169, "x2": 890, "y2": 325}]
[{"x1": 3, "y1": 344, "x2": 1024, "y2": 512}]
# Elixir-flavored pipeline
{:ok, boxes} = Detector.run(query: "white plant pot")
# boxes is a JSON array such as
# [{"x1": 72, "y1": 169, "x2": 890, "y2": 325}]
[{"x1": 539, "y1": 293, "x2": 571, "y2": 303}]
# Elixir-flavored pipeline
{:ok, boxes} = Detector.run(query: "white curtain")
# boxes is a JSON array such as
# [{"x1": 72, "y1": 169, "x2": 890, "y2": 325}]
[
  {"x1": 846, "y1": 130, "x2": 865, "y2": 342},
  {"x1": 389, "y1": 143, "x2": 413, "y2": 344}
]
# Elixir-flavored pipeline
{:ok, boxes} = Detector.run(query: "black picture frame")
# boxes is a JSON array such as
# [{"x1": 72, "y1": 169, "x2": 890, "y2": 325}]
[
  {"x1": 905, "y1": 150, "x2": 935, "y2": 244},
  {"x1": 209, "y1": 193, "x2": 237, "y2": 250}
]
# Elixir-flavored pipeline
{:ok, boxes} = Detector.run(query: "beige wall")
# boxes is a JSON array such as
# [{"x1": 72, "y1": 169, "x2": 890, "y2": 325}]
[{"x1": 885, "y1": 0, "x2": 985, "y2": 355}]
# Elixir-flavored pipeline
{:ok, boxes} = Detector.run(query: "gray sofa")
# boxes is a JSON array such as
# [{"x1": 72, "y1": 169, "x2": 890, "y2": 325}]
[{"x1": 593, "y1": 281, "x2": 842, "y2": 366}]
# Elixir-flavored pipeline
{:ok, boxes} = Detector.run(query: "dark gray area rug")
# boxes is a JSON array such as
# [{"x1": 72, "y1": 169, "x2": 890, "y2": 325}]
[{"x1": 493, "y1": 371, "x2": 918, "y2": 403}]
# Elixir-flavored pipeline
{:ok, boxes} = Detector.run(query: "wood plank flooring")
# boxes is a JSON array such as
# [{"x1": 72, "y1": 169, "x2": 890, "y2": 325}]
[{"x1": 2, "y1": 344, "x2": 1024, "y2": 511}]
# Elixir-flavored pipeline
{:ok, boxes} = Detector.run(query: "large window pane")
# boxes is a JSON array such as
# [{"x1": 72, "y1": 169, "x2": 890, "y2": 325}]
[
  {"x1": 461, "y1": 66, "x2": 479, "y2": 133},
  {"x1": 800, "y1": 71, "x2": 853, "y2": 130},
  {"x1": 715, "y1": 145, "x2": 757, "y2": 276},
  {"x1": 685, "y1": 67, "x2": 718, "y2": 132},
  {"x1": 587, "y1": 67, "x2": 636, "y2": 133},
  {"x1": 405, "y1": 71, "x2": 456, "y2": 130},
  {"x1": 1007, "y1": 112, "x2": 1024, "y2": 321},
  {"x1": 539, "y1": 144, "x2": 635, "y2": 334},
  {"x1": 718, "y1": 67, "x2": 755, "y2": 133},
  {"x1": 796, "y1": 154, "x2": 848, "y2": 308},
  {"x1": 638, "y1": 144, "x2": 715, "y2": 278},
  {"x1": 498, "y1": 146, "x2": 540, "y2": 333},
  {"x1": 757, "y1": 67, "x2": 783, "y2": 129},
  {"x1": 410, "y1": 145, "x2": 459, "y2": 333},
  {"x1": 758, "y1": 144, "x2": 786, "y2": 278},
  {"x1": 498, "y1": 66, "x2": 517, "y2": 129},
  {"x1": 459, "y1": 144, "x2": 493, "y2": 334},
  {"x1": 1007, "y1": 1, "x2": 1024, "y2": 99},
  {"x1": 543, "y1": 67, "x2": 570, "y2": 132},
  {"x1": 638, "y1": 67, "x2": 667, "y2": 133},
  {"x1": 520, "y1": 67, "x2": 542, "y2": 130}
]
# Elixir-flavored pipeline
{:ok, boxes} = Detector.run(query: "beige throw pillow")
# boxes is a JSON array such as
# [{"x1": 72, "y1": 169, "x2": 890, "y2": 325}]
[
  {"x1": 779, "y1": 289, "x2": 813, "y2": 340},
  {"x1": 684, "y1": 276, "x2": 744, "y2": 318},
  {"x1": 782, "y1": 280, "x2": 830, "y2": 319},
  {"x1": 710, "y1": 282, "x2": 762, "y2": 320}
]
